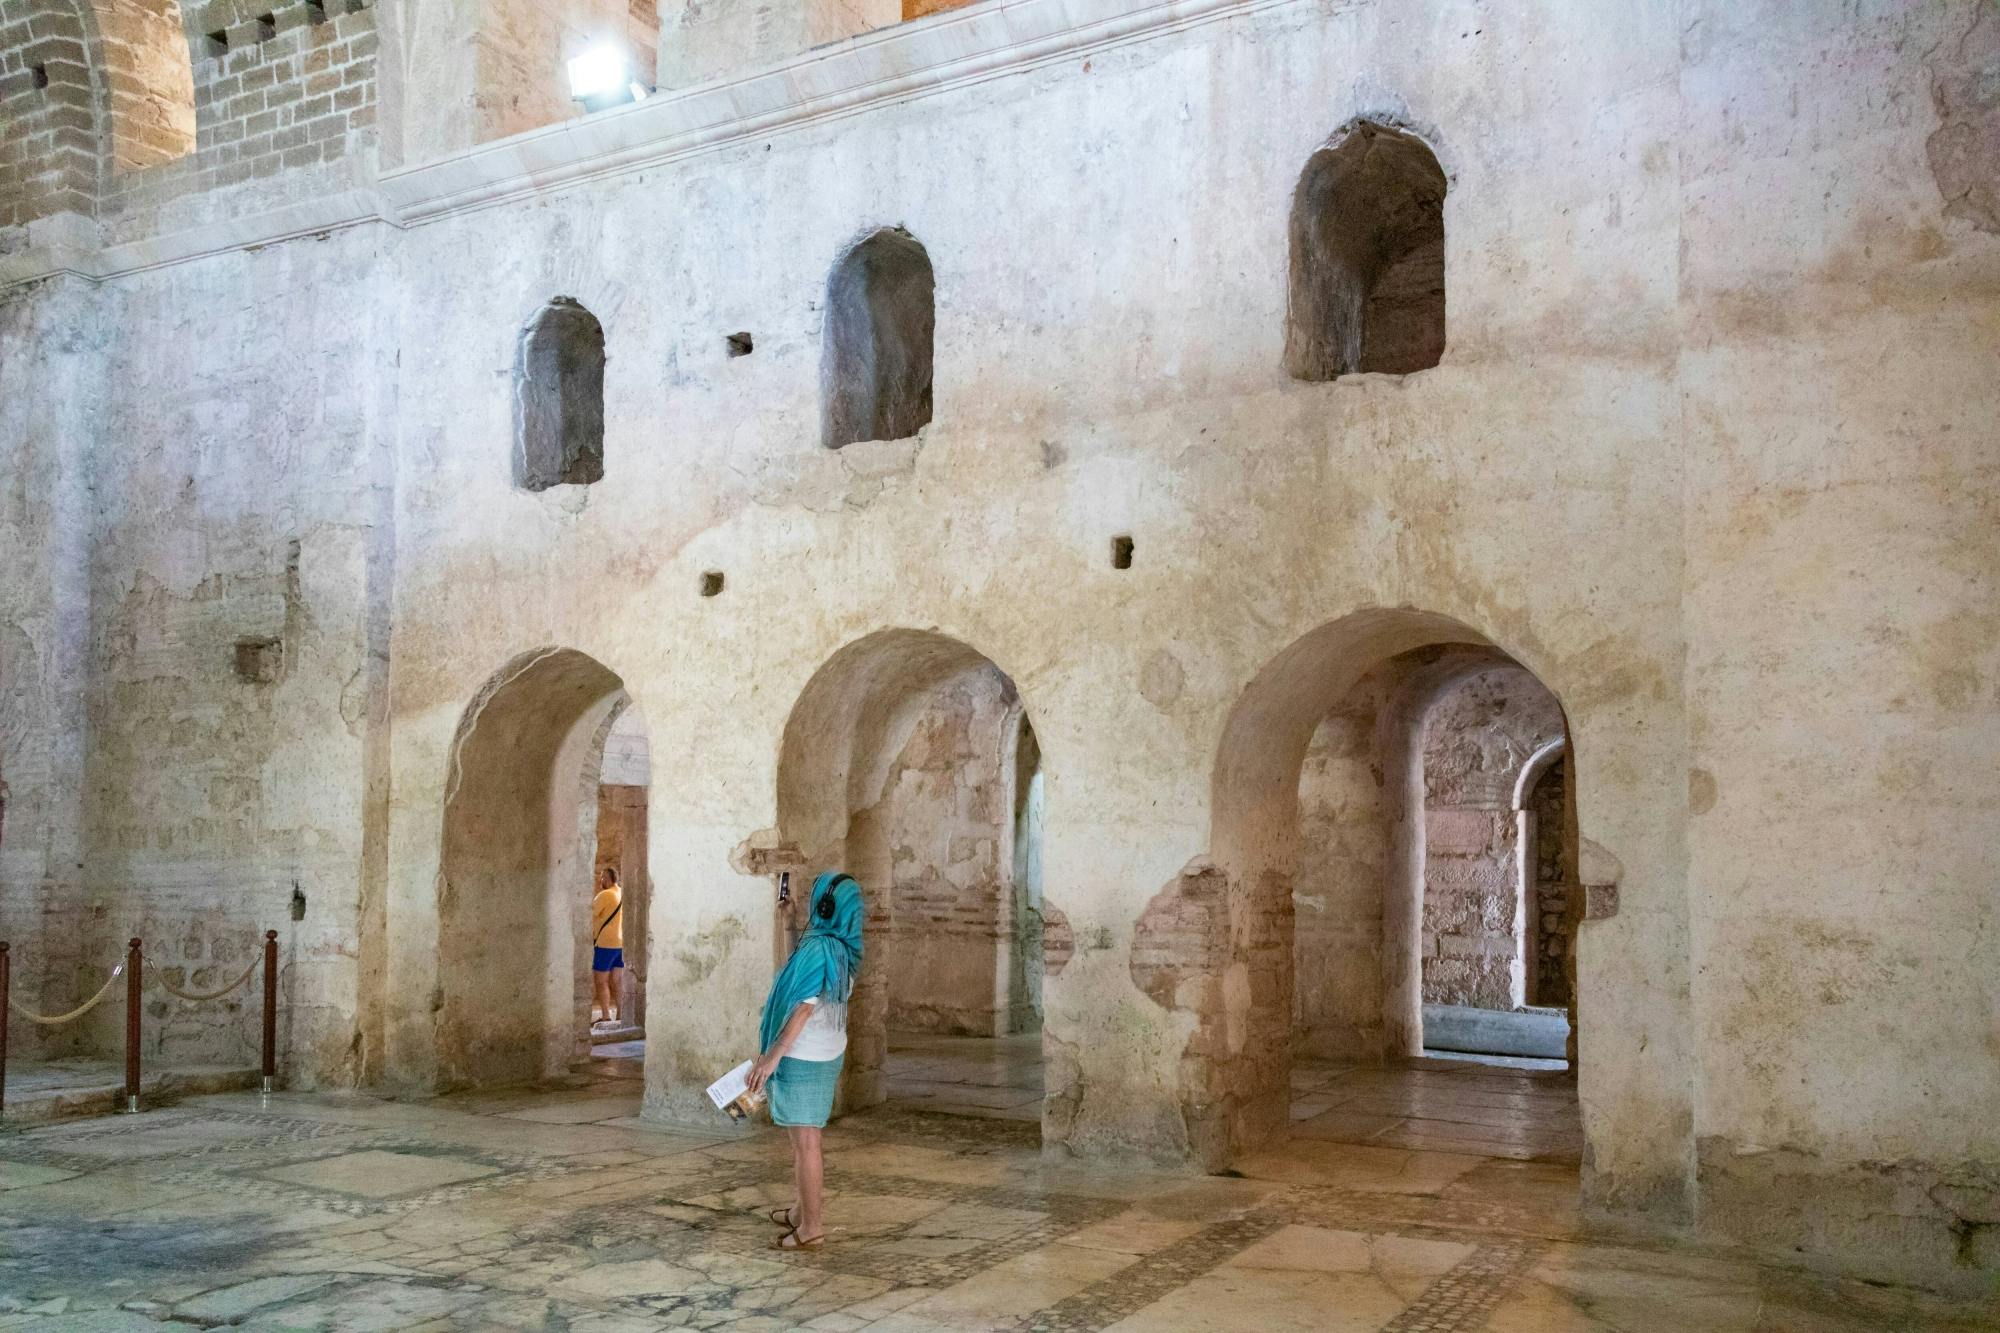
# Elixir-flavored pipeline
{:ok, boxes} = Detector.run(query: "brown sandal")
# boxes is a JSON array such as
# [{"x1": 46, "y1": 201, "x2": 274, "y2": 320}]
[
  {"x1": 771, "y1": 1228, "x2": 825, "y2": 1251},
  {"x1": 768, "y1": 1205, "x2": 797, "y2": 1228}
]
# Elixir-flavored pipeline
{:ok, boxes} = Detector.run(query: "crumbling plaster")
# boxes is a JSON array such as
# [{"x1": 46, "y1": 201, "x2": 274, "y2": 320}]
[{"x1": 0, "y1": 0, "x2": 1993, "y2": 1296}]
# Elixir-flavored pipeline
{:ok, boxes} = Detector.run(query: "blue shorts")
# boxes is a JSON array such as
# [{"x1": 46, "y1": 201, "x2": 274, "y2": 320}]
[
  {"x1": 592, "y1": 947, "x2": 624, "y2": 973},
  {"x1": 769, "y1": 1055, "x2": 844, "y2": 1128}
]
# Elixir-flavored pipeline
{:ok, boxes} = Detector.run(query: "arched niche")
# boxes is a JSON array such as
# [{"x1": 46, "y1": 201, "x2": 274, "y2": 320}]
[{"x1": 1285, "y1": 119, "x2": 1447, "y2": 380}]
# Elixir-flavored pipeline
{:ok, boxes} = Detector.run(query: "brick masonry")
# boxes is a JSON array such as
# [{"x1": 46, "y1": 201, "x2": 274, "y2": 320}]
[
  {"x1": 0, "y1": 3, "x2": 100, "y2": 228},
  {"x1": 1, "y1": 0, "x2": 379, "y2": 230},
  {"x1": 1419, "y1": 667, "x2": 1565, "y2": 1011},
  {"x1": 103, "y1": 0, "x2": 378, "y2": 218}
]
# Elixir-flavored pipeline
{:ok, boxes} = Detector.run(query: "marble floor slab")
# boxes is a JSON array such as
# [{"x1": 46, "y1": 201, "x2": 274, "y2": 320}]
[{"x1": 0, "y1": 1042, "x2": 1990, "y2": 1331}]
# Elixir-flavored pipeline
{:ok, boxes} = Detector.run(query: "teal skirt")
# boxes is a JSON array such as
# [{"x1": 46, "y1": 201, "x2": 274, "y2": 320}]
[{"x1": 768, "y1": 1055, "x2": 843, "y2": 1128}]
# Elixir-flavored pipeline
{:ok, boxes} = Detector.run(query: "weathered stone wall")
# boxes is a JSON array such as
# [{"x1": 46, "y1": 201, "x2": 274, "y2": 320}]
[
  {"x1": 1419, "y1": 666, "x2": 1564, "y2": 1010},
  {"x1": 1, "y1": 0, "x2": 1995, "y2": 1294},
  {"x1": 1525, "y1": 755, "x2": 1569, "y2": 1008},
  {"x1": 656, "y1": 0, "x2": 899, "y2": 89},
  {"x1": 70, "y1": 223, "x2": 396, "y2": 1086},
  {"x1": 1678, "y1": 1, "x2": 2000, "y2": 1284},
  {"x1": 904, "y1": 0, "x2": 981, "y2": 18},
  {"x1": 876, "y1": 667, "x2": 1020, "y2": 1036},
  {"x1": 0, "y1": 274, "x2": 98, "y2": 1059},
  {"x1": 1292, "y1": 665, "x2": 1392, "y2": 1060}
]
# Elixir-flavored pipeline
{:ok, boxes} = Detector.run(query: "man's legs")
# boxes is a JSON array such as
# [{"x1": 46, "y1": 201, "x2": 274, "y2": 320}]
[
  {"x1": 591, "y1": 968, "x2": 611, "y2": 1024},
  {"x1": 608, "y1": 964, "x2": 624, "y2": 1023}
]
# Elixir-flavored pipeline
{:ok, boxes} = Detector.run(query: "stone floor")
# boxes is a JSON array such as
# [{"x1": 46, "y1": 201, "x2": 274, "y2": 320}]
[
  {"x1": 883, "y1": 1033, "x2": 1044, "y2": 1123},
  {"x1": 0, "y1": 1056, "x2": 261, "y2": 1126},
  {"x1": 0, "y1": 1040, "x2": 1991, "y2": 1331}
]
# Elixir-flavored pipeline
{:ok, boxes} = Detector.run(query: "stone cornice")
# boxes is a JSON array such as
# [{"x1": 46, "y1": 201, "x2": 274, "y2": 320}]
[{"x1": 0, "y1": 0, "x2": 1297, "y2": 291}]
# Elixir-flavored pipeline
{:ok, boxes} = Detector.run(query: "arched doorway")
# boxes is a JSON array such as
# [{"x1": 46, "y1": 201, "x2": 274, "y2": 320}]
[
  {"x1": 1207, "y1": 610, "x2": 1585, "y2": 1169},
  {"x1": 774, "y1": 630, "x2": 1045, "y2": 1129},
  {"x1": 589, "y1": 699, "x2": 652, "y2": 1070},
  {"x1": 436, "y1": 648, "x2": 645, "y2": 1091}
]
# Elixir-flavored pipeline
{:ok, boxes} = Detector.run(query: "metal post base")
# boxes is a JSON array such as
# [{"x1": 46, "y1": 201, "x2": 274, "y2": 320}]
[
  {"x1": 261, "y1": 1076, "x2": 274, "y2": 1096},
  {"x1": 121, "y1": 1095, "x2": 140, "y2": 1114}
]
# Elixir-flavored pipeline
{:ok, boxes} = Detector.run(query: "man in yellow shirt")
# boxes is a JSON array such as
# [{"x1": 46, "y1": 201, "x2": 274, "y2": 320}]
[{"x1": 591, "y1": 866, "x2": 625, "y2": 1027}]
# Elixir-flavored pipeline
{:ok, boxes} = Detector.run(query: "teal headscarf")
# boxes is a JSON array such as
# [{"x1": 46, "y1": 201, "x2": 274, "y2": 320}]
[{"x1": 759, "y1": 871, "x2": 865, "y2": 1053}]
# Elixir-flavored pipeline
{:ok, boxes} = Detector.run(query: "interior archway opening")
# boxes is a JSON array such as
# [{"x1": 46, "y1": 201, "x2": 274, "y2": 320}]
[
  {"x1": 587, "y1": 698, "x2": 653, "y2": 1076},
  {"x1": 775, "y1": 630, "x2": 1045, "y2": 1136},
  {"x1": 1209, "y1": 611, "x2": 1584, "y2": 1176},
  {"x1": 437, "y1": 648, "x2": 644, "y2": 1093}
]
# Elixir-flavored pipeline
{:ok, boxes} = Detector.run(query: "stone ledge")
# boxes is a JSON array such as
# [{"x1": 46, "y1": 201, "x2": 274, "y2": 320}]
[{"x1": 0, "y1": 0, "x2": 1309, "y2": 290}]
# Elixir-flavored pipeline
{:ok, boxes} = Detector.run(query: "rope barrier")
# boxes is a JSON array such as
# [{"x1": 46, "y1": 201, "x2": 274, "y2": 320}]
[
  {"x1": 11, "y1": 961, "x2": 127, "y2": 1026},
  {"x1": 147, "y1": 955, "x2": 262, "y2": 1004}
]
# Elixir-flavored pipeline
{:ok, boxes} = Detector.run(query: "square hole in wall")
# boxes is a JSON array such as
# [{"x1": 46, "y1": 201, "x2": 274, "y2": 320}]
[
  {"x1": 255, "y1": 12, "x2": 277, "y2": 41},
  {"x1": 205, "y1": 29, "x2": 228, "y2": 56},
  {"x1": 699, "y1": 571, "x2": 725, "y2": 598},
  {"x1": 233, "y1": 637, "x2": 283, "y2": 684},
  {"x1": 1111, "y1": 535, "x2": 1134, "y2": 570},
  {"x1": 304, "y1": 0, "x2": 328, "y2": 23},
  {"x1": 726, "y1": 332, "x2": 754, "y2": 358},
  {"x1": 30, "y1": 63, "x2": 49, "y2": 89}
]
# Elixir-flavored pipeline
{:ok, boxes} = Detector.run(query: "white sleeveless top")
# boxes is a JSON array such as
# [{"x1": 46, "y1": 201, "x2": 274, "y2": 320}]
[{"x1": 789, "y1": 996, "x2": 848, "y2": 1062}]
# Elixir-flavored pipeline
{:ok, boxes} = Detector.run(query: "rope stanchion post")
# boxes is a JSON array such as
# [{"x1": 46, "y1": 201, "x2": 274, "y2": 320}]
[
  {"x1": 1, "y1": 941, "x2": 10, "y2": 1121},
  {"x1": 123, "y1": 937, "x2": 142, "y2": 1114},
  {"x1": 261, "y1": 930, "x2": 277, "y2": 1096}
]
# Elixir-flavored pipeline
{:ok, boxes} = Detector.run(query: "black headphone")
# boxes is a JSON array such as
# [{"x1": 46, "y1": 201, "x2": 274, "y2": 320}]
[{"x1": 816, "y1": 873, "x2": 854, "y2": 922}]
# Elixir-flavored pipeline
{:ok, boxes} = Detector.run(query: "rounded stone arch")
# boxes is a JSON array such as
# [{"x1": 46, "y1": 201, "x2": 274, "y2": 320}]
[
  {"x1": 437, "y1": 646, "x2": 633, "y2": 1091},
  {"x1": 1193, "y1": 608, "x2": 1580, "y2": 1166},
  {"x1": 773, "y1": 627, "x2": 1044, "y2": 1116},
  {"x1": 1514, "y1": 737, "x2": 1568, "y2": 812},
  {"x1": 1510, "y1": 735, "x2": 1570, "y2": 1009}
]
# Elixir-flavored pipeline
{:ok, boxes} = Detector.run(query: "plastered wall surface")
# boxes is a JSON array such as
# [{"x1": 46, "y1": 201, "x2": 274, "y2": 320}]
[{"x1": 0, "y1": 0, "x2": 1995, "y2": 1295}]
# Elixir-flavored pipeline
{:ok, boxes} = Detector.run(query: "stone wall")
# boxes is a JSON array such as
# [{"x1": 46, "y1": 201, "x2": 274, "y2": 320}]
[
  {"x1": 1292, "y1": 665, "x2": 1393, "y2": 1059},
  {"x1": 904, "y1": 0, "x2": 981, "y2": 18},
  {"x1": 0, "y1": 3, "x2": 100, "y2": 228},
  {"x1": 877, "y1": 666, "x2": 1023, "y2": 1037},
  {"x1": 99, "y1": 0, "x2": 377, "y2": 220},
  {"x1": 656, "y1": 0, "x2": 900, "y2": 89},
  {"x1": 1526, "y1": 755, "x2": 1569, "y2": 1008},
  {"x1": 1, "y1": 0, "x2": 1995, "y2": 1294},
  {"x1": 0, "y1": 274, "x2": 98, "y2": 1060},
  {"x1": 69, "y1": 218, "x2": 396, "y2": 1086},
  {"x1": 1419, "y1": 667, "x2": 1565, "y2": 1010}
]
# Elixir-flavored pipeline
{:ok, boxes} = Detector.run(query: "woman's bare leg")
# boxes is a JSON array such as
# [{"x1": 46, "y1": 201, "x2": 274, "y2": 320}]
[
  {"x1": 780, "y1": 1126, "x2": 802, "y2": 1227},
  {"x1": 787, "y1": 1126, "x2": 825, "y2": 1242}
]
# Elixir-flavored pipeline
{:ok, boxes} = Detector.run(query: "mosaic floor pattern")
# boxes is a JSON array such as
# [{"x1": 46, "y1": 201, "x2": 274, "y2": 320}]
[{"x1": 0, "y1": 1044, "x2": 1991, "y2": 1331}]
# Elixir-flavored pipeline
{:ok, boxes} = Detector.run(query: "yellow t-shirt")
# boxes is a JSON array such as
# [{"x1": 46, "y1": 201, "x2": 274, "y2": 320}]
[{"x1": 591, "y1": 885, "x2": 623, "y2": 949}]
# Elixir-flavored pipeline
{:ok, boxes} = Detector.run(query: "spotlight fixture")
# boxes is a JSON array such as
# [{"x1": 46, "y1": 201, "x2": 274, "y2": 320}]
[
  {"x1": 567, "y1": 44, "x2": 650, "y2": 111},
  {"x1": 567, "y1": 45, "x2": 627, "y2": 101}
]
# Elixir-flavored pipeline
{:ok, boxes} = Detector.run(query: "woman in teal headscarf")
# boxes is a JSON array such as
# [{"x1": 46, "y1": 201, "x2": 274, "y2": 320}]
[{"x1": 747, "y1": 870, "x2": 864, "y2": 1251}]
